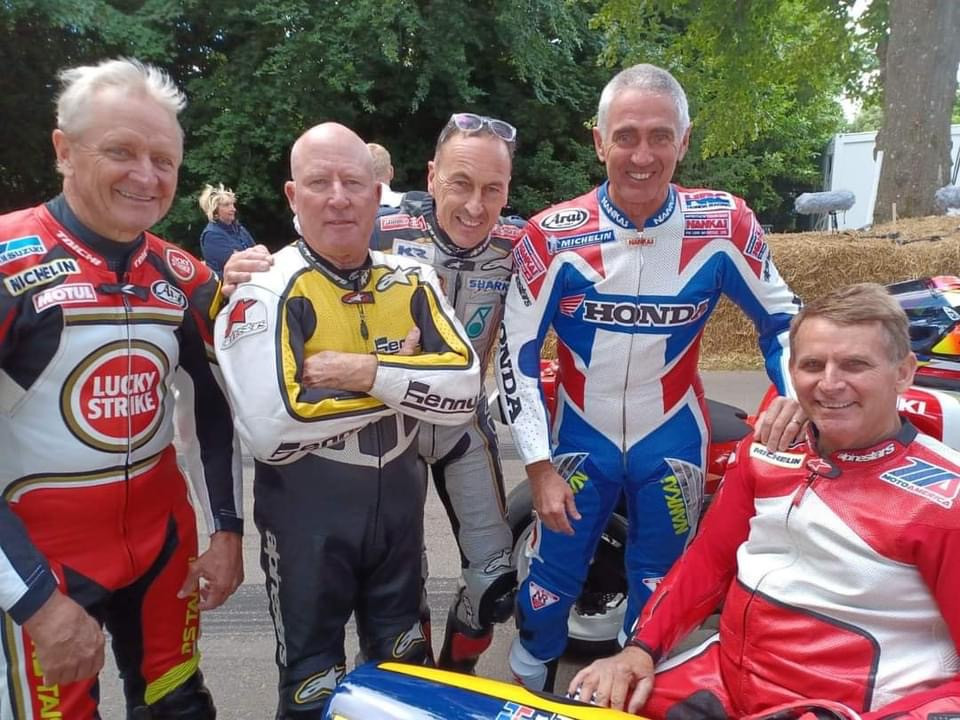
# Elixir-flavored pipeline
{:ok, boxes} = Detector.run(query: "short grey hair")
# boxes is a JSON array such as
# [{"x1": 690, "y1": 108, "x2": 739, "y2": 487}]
[
  {"x1": 56, "y1": 57, "x2": 186, "y2": 138},
  {"x1": 596, "y1": 64, "x2": 690, "y2": 138}
]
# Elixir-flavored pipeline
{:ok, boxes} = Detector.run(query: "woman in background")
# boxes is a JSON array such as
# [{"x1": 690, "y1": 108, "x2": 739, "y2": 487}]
[{"x1": 198, "y1": 183, "x2": 255, "y2": 275}]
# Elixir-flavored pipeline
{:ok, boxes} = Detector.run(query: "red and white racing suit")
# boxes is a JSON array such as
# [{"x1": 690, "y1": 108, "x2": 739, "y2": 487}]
[
  {"x1": 630, "y1": 422, "x2": 960, "y2": 720},
  {"x1": 0, "y1": 200, "x2": 242, "y2": 719}
]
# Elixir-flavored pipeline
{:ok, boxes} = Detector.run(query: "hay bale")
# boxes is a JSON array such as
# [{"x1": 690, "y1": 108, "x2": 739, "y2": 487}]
[{"x1": 702, "y1": 218, "x2": 960, "y2": 368}]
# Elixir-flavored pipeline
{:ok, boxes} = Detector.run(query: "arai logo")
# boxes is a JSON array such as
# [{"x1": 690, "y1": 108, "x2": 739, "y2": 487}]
[{"x1": 539, "y1": 208, "x2": 589, "y2": 231}]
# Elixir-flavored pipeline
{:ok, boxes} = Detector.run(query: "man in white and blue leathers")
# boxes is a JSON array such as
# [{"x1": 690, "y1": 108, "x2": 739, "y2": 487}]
[{"x1": 496, "y1": 63, "x2": 800, "y2": 692}]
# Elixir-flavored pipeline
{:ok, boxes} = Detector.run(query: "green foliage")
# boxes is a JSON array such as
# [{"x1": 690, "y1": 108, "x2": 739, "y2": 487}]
[
  {"x1": 0, "y1": 0, "x2": 884, "y2": 238},
  {"x1": 592, "y1": 0, "x2": 858, "y2": 225}
]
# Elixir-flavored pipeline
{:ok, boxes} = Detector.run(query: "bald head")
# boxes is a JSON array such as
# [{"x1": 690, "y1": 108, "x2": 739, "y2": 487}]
[
  {"x1": 290, "y1": 123, "x2": 374, "y2": 181},
  {"x1": 284, "y1": 123, "x2": 381, "y2": 268}
]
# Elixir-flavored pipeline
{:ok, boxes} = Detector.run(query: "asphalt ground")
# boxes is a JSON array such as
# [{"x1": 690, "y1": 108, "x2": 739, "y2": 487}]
[{"x1": 96, "y1": 371, "x2": 771, "y2": 718}]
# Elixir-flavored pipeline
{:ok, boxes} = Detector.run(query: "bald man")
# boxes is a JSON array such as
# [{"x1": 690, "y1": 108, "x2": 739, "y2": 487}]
[{"x1": 214, "y1": 123, "x2": 480, "y2": 717}]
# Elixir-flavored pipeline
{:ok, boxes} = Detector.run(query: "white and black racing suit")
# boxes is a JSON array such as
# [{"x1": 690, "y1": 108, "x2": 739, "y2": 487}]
[
  {"x1": 371, "y1": 192, "x2": 523, "y2": 671},
  {"x1": 214, "y1": 239, "x2": 480, "y2": 717}
]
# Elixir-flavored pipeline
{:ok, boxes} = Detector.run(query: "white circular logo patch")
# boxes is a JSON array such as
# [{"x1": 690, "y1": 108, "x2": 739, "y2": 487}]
[{"x1": 61, "y1": 340, "x2": 169, "y2": 452}]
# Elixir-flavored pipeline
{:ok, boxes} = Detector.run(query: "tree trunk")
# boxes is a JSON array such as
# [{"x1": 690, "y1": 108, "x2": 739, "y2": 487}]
[{"x1": 873, "y1": 0, "x2": 960, "y2": 224}]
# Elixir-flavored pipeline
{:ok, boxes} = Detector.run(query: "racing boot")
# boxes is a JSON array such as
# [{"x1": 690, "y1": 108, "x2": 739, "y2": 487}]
[
  {"x1": 437, "y1": 602, "x2": 493, "y2": 673},
  {"x1": 509, "y1": 637, "x2": 558, "y2": 693}
]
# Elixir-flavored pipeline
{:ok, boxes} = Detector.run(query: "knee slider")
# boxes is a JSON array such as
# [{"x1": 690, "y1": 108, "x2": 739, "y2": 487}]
[
  {"x1": 134, "y1": 671, "x2": 216, "y2": 720},
  {"x1": 478, "y1": 569, "x2": 517, "y2": 626},
  {"x1": 367, "y1": 619, "x2": 430, "y2": 665}
]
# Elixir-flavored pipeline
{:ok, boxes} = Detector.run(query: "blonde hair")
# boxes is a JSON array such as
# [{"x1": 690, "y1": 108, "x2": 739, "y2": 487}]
[
  {"x1": 789, "y1": 283, "x2": 910, "y2": 362},
  {"x1": 366, "y1": 143, "x2": 393, "y2": 184},
  {"x1": 56, "y1": 57, "x2": 185, "y2": 138},
  {"x1": 198, "y1": 183, "x2": 237, "y2": 221}
]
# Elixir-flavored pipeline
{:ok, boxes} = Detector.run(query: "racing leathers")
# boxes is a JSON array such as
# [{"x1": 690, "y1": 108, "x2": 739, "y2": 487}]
[
  {"x1": 372, "y1": 192, "x2": 522, "y2": 671},
  {"x1": 497, "y1": 182, "x2": 799, "y2": 690},
  {"x1": 0, "y1": 199, "x2": 243, "y2": 719},
  {"x1": 629, "y1": 423, "x2": 960, "y2": 720},
  {"x1": 214, "y1": 240, "x2": 480, "y2": 717}
]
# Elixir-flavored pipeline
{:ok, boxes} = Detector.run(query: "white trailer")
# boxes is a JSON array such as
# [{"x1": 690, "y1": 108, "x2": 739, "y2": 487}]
[{"x1": 821, "y1": 124, "x2": 960, "y2": 230}]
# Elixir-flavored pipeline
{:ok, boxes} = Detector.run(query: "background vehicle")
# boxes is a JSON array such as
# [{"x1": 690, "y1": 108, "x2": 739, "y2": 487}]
[{"x1": 500, "y1": 276, "x2": 960, "y2": 656}]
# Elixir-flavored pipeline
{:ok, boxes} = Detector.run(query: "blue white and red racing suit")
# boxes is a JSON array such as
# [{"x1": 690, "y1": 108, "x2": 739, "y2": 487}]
[
  {"x1": 630, "y1": 424, "x2": 960, "y2": 720},
  {"x1": 497, "y1": 182, "x2": 799, "y2": 679}
]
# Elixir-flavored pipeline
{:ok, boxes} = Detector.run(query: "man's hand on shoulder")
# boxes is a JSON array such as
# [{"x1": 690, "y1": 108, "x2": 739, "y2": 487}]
[
  {"x1": 23, "y1": 591, "x2": 105, "y2": 685},
  {"x1": 754, "y1": 395, "x2": 806, "y2": 451},
  {"x1": 220, "y1": 244, "x2": 272, "y2": 297}
]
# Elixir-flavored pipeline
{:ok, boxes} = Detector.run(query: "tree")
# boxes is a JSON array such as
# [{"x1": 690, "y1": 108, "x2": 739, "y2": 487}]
[
  {"x1": 590, "y1": 0, "x2": 864, "y2": 226},
  {"x1": 873, "y1": 0, "x2": 960, "y2": 223}
]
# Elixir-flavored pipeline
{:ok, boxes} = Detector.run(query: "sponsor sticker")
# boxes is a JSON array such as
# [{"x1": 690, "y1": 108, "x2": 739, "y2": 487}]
[
  {"x1": 4, "y1": 258, "x2": 80, "y2": 295},
  {"x1": 32, "y1": 282, "x2": 96, "y2": 312},
  {"x1": 61, "y1": 340, "x2": 168, "y2": 452},
  {"x1": 529, "y1": 581, "x2": 559, "y2": 611},
  {"x1": 879, "y1": 458, "x2": 960, "y2": 508},
  {"x1": 0, "y1": 235, "x2": 45, "y2": 265},
  {"x1": 375, "y1": 265, "x2": 420, "y2": 291},
  {"x1": 293, "y1": 665, "x2": 345, "y2": 705},
  {"x1": 749, "y1": 443, "x2": 806, "y2": 468},
  {"x1": 492, "y1": 222, "x2": 524, "y2": 240},
  {"x1": 679, "y1": 190, "x2": 735, "y2": 212},
  {"x1": 380, "y1": 214, "x2": 427, "y2": 232},
  {"x1": 683, "y1": 212, "x2": 731, "y2": 238},
  {"x1": 464, "y1": 304, "x2": 494, "y2": 338},
  {"x1": 579, "y1": 299, "x2": 709, "y2": 327},
  {"x1": 558, "y1": 294, "x2": 585, "y2": 317},
  {"x1": 55, "y1": 230, "x2": 103, "y2": 266},
  {"x1": 391, "y1": 238, "x2": 435, "y2": 263},
  {"x1": 221, "y1": 298, "x2": 268, "y2": 349},
  {"x1": 546, "y1": 229, "x2": 614, "y2": 254},
  {"x1": 744, "y1": 219, "x2": 768, "y2": 260},
  {"x1": 513, "y1": 236, "x2": 546, "y2": 285},
  {"x1": 538, "y1": 207, "x2": 589, "y2": 232},
  {"x1": 164, "y1": 247, "x2": 196, "y2": 282},
  {"x1": 836, "y1": 443, "x2": 896, "y2": 463},
  {"x1": 150, "y1": 280, "x2": 187, "y2": 309},
  {"x1": 467, "y1": 277, "x2": 510, "y2": 294},
  {"x1": 400, "y1": 381, "x2": 477, "y2": 415}
]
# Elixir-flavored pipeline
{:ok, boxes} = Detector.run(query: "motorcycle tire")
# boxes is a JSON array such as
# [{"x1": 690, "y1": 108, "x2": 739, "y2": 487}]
[{"x1": 506, "y1": 482, "x2": 628, "y2": 657}]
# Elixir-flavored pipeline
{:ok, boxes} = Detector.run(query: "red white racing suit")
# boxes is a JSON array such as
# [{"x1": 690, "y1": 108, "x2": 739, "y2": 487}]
[
  {"x1": 0, "y1": 201, "x2": 242, "y2": 718},
  {"x1": 630, "y1": 422, "x2": 960, "y2": 720}
]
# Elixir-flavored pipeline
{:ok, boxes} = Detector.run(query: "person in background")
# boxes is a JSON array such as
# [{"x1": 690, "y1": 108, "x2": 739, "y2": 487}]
[
  {"x1": 214, "y1": 122, "x2": 481, "y2": 716},
  {"x1": 367, "y1": 142, "x2": 404, "y2": 207},
  {"x1": 0, "y1": 57, "x2": 243, "y2": 719},
  {"x1": 198, "y1": 182, "x2": 256, "y2": 275},
  {"x1": 569, "y1": 282, "x2": 960, "y2": 720}
]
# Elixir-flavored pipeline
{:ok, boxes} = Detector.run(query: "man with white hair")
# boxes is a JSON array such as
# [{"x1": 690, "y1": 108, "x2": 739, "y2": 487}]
[
  {"x1": 0, "y1": 58, "x2": 243, "y2": 718},
  {"x1": 497, "y1": 63, "x2": 801, "y2": 691}
]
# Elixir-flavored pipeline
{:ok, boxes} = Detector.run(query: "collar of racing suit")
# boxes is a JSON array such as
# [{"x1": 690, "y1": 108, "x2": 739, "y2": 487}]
[
  {"x1": 296, "y1": 238, "x2": 373, "y2": 290},
  {"x1": 46, "y1": 193, "x2": 144, "y2": 275},
  {"x1": 800, "y1": 417, "x2": 918, "y2": 477},
  {"x1": 397, "y1": 191, "x2": 492, "y2": 258}
]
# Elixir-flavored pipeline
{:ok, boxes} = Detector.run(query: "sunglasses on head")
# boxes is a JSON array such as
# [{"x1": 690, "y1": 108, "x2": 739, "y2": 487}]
[{"x1": 442, "y1": 113, "x2": 517, "y2": 144}]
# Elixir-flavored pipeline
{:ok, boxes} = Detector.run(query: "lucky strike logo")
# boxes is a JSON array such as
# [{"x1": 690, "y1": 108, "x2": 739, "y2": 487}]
[{"x1": 61, "y1": 340, "x2": 169, "y2": 452}]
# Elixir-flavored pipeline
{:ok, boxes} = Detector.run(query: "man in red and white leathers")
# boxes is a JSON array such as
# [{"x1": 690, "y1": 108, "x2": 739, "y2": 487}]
[{"x1": 570, "y1": 283, "x2": 960, "y2": 720}]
